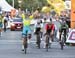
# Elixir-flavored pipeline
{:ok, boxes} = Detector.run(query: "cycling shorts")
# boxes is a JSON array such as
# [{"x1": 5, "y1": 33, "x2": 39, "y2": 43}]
[
  {"x1": 35, "y1": 27, "x2": 41, "y2": 34},
  {"x1": 22, "y1": 26, "x2": 31, "y2": 38},
  {"x1": 46, "y1": 29, "x2": 52, "y2": 34}
]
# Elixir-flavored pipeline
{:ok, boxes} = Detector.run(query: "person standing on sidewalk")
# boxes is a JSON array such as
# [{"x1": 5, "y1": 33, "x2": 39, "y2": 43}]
[{"x1": 0, "y1": 15, "x2": 3, "y2": 36}]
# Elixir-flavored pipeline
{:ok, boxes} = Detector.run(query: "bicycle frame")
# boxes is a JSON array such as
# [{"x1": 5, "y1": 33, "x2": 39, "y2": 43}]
[
  {"x1": 4, "y1": 22, "x2": 7, "y2": 32},
  {"x1": 45, "y1": 33, "x2": 51, "y2": 51},
  {"x1": 60, "y1": 31, "x2": 65, "y2": 50},
  {"x1": 36, "y1": 32, "x2": 41, "y2": 49},
  {"x1": 24, "y1": 30, "x2": 28, "y2": 54}
]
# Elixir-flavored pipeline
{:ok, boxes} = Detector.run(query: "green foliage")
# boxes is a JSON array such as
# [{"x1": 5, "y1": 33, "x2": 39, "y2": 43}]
[
  {"x1": 22, "y1": 0, "x2": 48, "y2": 11},
  {"x1": 6, "y1": 0, "x2": 49, "y2": 11},
  {"x1": 6, "y1": 0, "x2": 12, "y2": 5},
  {"x1": 6, "y1": 0, "x2": 19, "y2": 8}
]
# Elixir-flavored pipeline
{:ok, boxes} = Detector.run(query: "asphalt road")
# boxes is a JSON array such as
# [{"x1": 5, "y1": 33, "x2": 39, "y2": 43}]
[{"x1": 0, "y1": 28, "x2": 75, "y2": 58}]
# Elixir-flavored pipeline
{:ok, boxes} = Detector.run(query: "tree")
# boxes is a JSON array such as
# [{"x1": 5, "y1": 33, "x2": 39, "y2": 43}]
[
  {"x1": 6, "y1": 0, "x2": 19, "y2": 9},
  {"x1": 6, "y1": 0, "x2": 48, "y2": 11},
  {"x1": 6, "y1": 0, "x2": 12, "y2": 5},
  {"x1": 21, "y1": 0, "x2": 48, "y2": 12}
]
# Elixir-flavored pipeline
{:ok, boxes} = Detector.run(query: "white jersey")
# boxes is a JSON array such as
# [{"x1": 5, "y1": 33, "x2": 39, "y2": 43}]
[
  {"x1": 34, "y1": 23, "x2": 42, "y2": 28},
  {"x1": 34, "y1": 22, "x2": 43, "y2": 32}
]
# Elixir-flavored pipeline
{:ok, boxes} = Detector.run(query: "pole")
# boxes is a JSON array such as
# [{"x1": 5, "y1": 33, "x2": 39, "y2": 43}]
[{"x1": 12, "y1": 0, "x2": 14, "y2": 8}]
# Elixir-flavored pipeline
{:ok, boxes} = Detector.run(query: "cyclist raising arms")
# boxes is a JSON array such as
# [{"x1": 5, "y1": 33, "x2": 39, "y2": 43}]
[{"x1": 21, "y1": 11, "x2": 33, "y2": 51}]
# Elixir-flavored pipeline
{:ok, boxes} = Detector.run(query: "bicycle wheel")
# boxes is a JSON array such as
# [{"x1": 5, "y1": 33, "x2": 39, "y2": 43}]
[
  {"x1": 24, "y1": 38, "x2": 28, "y2": 54},
  {"x1": 46, "y1": 35, "x2": 49, "y2": 52},
  {"x1": 4, "y1": 23, "x2": 7, "y2": 32},
  {"x1": 37, "y1": 34, "x2": 41, "y2": 49},
  {"x1": 24, "y1": 47, "x2": 27, "y2": 54},
  {"x1": 60, "y1": 39, "x2": 64, "y2": 50}
]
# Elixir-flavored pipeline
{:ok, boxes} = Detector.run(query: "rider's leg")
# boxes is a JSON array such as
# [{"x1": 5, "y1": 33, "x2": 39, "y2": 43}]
[
  {"x1": 50, "y1": 31, "x2": 54, "y2": 42},
  {"x1": 22, "y1": 36, "x2": 24, "y2": 51},
  {"x1": 59, "y1": 29, "x2": 62, "y2": 42},
  {"x1": 22, "y1": 26, "x2": 26, "y2": 51},
  {"x1": 64, "y1": 30, "x2": 67, "y2": 44},
  {"x1": 35, "y1": 29, "x2": 39, "y2": 46},
  {"x1": 44, "y1": 32, "x2": 49, "y2": 48},
  {"x1": 43, "y1": 34, "x2": 47, "y2": 48},
  {"x1": 4, "y1": 22, "x2": 7, "y2": 32},
  {"x1": 27, "y1": 27, "x2": 31, "y2": 43},
  {"x1": 22, "y1": 34, "x2": 27, "y2": 51},
  {"x1": 40, "y1": 31, "x2": 43, "y2": 40}
]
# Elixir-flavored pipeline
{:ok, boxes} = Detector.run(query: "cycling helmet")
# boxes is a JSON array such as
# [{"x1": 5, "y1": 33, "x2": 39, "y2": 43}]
[
  {"x1": 47, "y1": 21, "x2": 52, "y2": 25},
  {"x1": 37, "y1": 20, "x2": 40, "y2": 24},
  {"x1": 62, "y1": 21, "x2": 66, "y2": 25}
]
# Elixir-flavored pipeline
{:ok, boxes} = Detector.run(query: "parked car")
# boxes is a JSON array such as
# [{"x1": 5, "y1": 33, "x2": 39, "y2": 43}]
[{"x1": 10, "y1": 18, "x2": 23, "y2": 31}]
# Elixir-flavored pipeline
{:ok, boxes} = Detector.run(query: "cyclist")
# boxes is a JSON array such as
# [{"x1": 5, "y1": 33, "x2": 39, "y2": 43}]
[
  {"x1": 34, "y1": 19, "x2": 43, "y2": 47},
  {"x1": 44, "y1": 21, "x2": 55, "y2": 48},
  {"x1": 59, "y1": 21, "x2": 69, "y2": 44},
  {"x1": 21, "y1": 12, "x2": 33, "y2": 51},
  {"x1": 0, "y1": 15, "x2": 3, "y2": 36},
  {"x1": 3, "y1": 17, "x2": 8, "y2": 32}
]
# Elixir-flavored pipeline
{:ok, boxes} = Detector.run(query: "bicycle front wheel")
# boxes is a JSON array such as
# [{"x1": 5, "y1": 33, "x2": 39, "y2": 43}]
[
  {"x1": 46, "y1": 36, "x2": 49, "y2": 52},
  {"x1": 24, "y1": 38, "x2": 28, "y2": 54}
]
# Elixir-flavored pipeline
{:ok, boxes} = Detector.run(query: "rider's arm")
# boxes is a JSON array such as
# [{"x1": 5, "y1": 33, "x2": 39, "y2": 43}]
[
  {"x1": 45, "y1": 24, "x2": 48, "y2": 30},
  {"x1": 59, "y1": 24, "x2": 62, "y2": 31},
  {"x1": 51, "y1": 24, "x2": 55, "y2": 31},
  {"x1": 21, "y1": 13, "x2": 25, "y2": 21},
  {"x1": 51, "y1": 24, "x2": 55, "y2": 35},
  {"x1": 29, "y1": 15, "x2": 34, "y2": 20},
  {"x1": 66, "y1": 24, "x2": 69, "y2": 32},
  {"x1": 66, "y1": 24, "x2": 69, "y2": 29},
  {"x1": 34, "y1": 23, "x2": 37, "y2": 29},
  {"x1": 40, "y1": 23, "x2": 43, "y2": 32},
  {"x1": 2, "y1": 18, "x2": 4, "y2": 23}
]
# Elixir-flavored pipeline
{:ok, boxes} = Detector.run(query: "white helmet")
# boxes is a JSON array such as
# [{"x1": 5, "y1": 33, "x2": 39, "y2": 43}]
[{"x1": 37, "y1": 20, "x2": 40, "y2": 24}]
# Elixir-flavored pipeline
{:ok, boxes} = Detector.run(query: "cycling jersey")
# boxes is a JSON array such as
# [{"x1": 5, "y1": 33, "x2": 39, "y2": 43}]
[
  {"x1": 21, "y1": 13, "x2": 34, "y2": 36},
  {"x1": 34, "y1": 20, "x2": 43, "y2": 34},
  {"x1": 45, "y1": 24, "x2": 55, "y2": 31},
  {"x1": 45, "y1": 23, "x2": 55, "y2": 34},
  {"x1": 34, "y1": 23, "x2": 41, "y2": 33},
  {"x1": 22, "y1": 14, "x2": 33, "y2": 26},
  {"x1": 59, "y1": 24, "x2": 68, "y2": 30},
  {"x1": 59, "y1": 23, "x2": 69, "y2": 42}
]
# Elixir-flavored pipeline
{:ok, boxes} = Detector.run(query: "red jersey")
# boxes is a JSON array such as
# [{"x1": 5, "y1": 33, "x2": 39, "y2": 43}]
[{"x1": 45, "y1": 24, "x2": 55, "y2": 31}]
